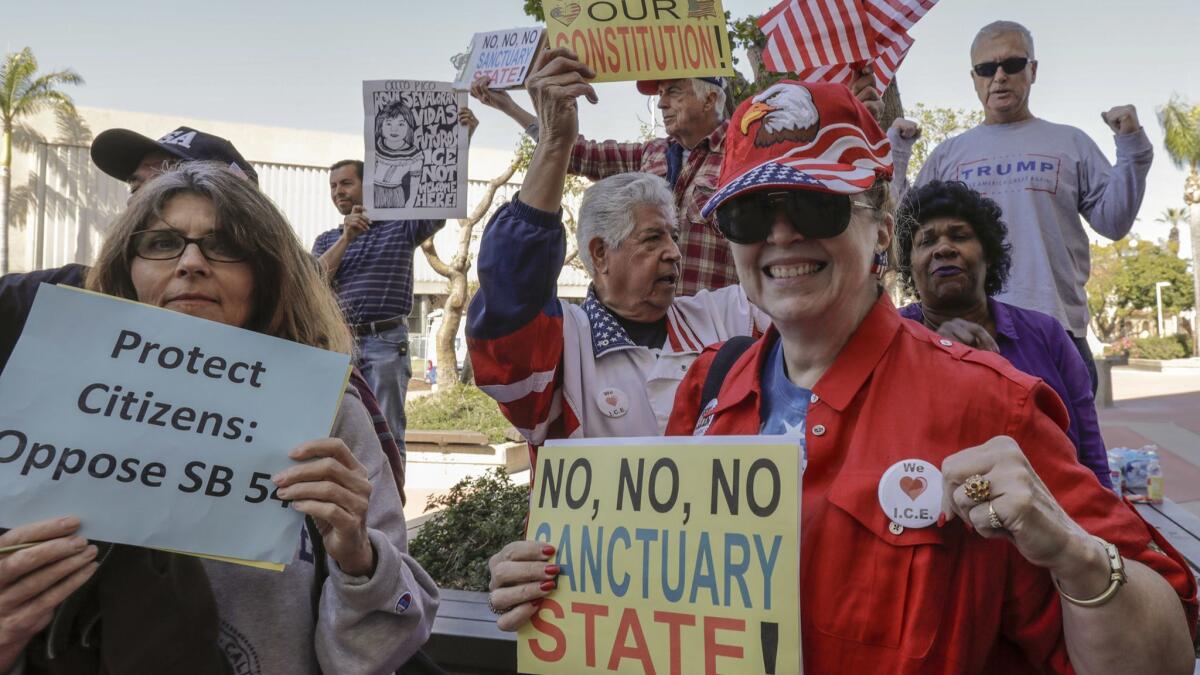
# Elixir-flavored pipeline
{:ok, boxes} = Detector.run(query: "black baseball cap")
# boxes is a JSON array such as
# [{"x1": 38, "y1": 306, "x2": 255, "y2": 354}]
[{"x1": 90, "y1": 126, "x2": 258, "y2": 184}]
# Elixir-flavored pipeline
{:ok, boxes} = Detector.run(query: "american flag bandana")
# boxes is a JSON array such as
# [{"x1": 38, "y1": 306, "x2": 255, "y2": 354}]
[{"x1": 758, "y1": 0, "x2": 937, "y2": 90}]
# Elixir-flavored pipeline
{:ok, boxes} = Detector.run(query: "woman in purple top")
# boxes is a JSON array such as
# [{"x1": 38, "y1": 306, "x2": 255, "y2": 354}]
[{"x1": 895, "y1": 180, "x2": 1112, "y2": 488}]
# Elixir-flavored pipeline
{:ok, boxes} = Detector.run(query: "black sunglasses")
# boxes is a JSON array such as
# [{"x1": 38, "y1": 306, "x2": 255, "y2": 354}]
[
  {"x1": 715, "y1": 190, "x2": 877, "y2": 245},
  {"x1": 972, "y1": 57, "x2": 1031, "y2": 78}
]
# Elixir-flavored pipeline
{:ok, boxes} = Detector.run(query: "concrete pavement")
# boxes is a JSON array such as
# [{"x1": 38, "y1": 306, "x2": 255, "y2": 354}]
[{"x1": 1098, "y1": 367, "x2": 1200, "y2": 516}]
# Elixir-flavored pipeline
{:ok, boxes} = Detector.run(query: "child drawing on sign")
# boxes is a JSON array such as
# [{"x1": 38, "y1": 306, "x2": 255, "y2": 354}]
[{"x1": 373, "y1": 99, "x2": 423, "y2": 209}]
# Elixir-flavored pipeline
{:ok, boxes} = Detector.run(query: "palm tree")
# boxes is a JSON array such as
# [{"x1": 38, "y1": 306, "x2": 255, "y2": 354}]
[
  {"x1": 1156, "y1": 206, "x2": 1188, "y2": 254},
  {"x1": 1158, "y1": 96, "x2": 1200, "y2": 355},
  {"x1": 0, "y1": 47, "x2": 83, "y2": 274}
]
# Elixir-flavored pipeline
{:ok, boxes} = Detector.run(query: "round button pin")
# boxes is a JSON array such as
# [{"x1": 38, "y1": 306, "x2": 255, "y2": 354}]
[
  {"x1": 878, "y1": 458, "x2": 943, "y2": 529},
  {"x1": 595, "y1": 387, "x2": 629, "y2": 418}
]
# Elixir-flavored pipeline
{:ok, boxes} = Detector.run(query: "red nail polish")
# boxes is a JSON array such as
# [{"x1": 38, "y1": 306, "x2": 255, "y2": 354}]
[
  {"x1": 540, "y1": 580, "x2": 557, "y2": 592},
  {"x1": 545, "y1": 564, "x2": 560, "y2": 576},
  {"x1": 542, "y1": 545, "x2": 556, "y2": 556},
  {"x1": 936, "y1": 514, "x2": 946, "y2": 528},
  {"x1": 531, "y1": 599, "x2": 542, "y2": 608}
]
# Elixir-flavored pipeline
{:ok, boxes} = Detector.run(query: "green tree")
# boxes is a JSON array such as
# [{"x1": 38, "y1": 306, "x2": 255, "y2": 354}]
[
  {"x1": 1156, "y1": 206, "x2": 1188, "y2": 255},
  {"x1": 1087, "y1": 238, "x2": 1194, "y2": 341},
  {"x1": 1157, "y1": 95, "x2": 1200, "y2": 354},
  {"x1": 901, "y1": 103, "x2": 984, "y2": 183},
  {"x1": 0, "y1": 48, "x2": 83, "y2": 274}
]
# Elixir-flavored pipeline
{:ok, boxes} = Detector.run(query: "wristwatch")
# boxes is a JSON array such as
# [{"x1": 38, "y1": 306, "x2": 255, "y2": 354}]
[{"x1": 1055, "y1": 537, "x2": 1127, "y2": 608}]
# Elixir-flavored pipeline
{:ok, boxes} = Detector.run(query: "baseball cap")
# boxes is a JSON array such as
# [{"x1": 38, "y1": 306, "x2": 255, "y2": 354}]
[
  {"x1": 701, "y1": 81, "x2": 892, "y2": 219},
  {"x1": 636, "y1": 76, "x2": 725, "y2": 96},
  {"x1": 90, "y1": 126, "x2": 259, "y2": 184}
]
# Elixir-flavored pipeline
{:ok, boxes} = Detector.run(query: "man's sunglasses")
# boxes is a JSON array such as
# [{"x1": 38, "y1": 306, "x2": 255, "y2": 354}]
[
  {"x1": 715, "y1": 190, "x2": 877, "y2": 245},
  {"x1": 972, "y1": 57, "x2": 1031, "y2": 78}
]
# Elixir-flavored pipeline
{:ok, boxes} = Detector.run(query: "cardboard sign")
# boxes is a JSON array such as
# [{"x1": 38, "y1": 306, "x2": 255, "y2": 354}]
[
  {"x1": 452, "y1": 26, "x2": 545, "y2": 90},
  {"x1": 0, "y1": 285, "x2": 351, "y2": 565},
  {"x1": 519, "y1": 436, "x2": 802, "y2": 674},
  {"x1": 542, "y1": 0, "x2": 735, "y2": 84},
  {"x1": 362, "y1": 80, "x2": 469, "y2": 220}
]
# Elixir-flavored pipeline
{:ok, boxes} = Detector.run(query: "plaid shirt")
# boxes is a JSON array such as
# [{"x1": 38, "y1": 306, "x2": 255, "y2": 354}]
[{"x1": 568, "y1": 121, "x2": 736, "y2": 296}]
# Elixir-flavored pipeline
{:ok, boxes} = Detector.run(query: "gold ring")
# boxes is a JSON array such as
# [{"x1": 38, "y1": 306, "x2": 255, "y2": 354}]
[
  {"x1": 988, "y1": 502, "x2": 1004, "y2": 529},
  {"x1": 964, "y1": 474, "x2": 991, "y2": 503}
]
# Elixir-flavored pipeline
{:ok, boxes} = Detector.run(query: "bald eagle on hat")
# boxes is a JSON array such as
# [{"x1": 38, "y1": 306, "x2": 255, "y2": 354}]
[{"x1": 739, "y1": 83, "x2": 820, "y2": 147}]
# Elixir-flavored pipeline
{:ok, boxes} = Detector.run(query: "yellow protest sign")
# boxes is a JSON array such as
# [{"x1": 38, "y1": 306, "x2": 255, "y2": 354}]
[
  {"x1": 542, "y1": 0, "x2": 735, "y2": 83},
  {"x1": 518, "y1": 436, "x2": 802, "y2": 675}
]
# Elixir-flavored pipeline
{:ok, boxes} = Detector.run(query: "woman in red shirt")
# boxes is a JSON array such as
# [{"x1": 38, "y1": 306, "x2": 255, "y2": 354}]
[{"x1": 660, "y1": 81, "x2": 1197, "y2": 672}]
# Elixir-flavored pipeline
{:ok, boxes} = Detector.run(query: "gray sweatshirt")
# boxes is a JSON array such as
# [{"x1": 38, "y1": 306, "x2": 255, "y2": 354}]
[
  {"x1": 201, "y1": 386, "x2": 439, "y2": 675},
  {"x1": 890, "y1": 118, "x2": 1153, "y2": 336}
]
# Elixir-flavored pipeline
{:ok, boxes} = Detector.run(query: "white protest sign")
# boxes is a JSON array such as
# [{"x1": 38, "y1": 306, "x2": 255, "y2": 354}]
[
  {"x1": 0, "y1": 285, "x2": 351, "y2": 565},
  {"x1": 452, "y1": 26, "x2": 545, "y2": 90},
  {"x1": 362, "y1": 80, "x2": 469, "y2": 220}
]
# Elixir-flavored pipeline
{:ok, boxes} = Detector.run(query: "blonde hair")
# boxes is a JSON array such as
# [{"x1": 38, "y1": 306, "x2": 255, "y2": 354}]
[{"x1": 87, "y1": 162, "x2": 352, "y2": 354}]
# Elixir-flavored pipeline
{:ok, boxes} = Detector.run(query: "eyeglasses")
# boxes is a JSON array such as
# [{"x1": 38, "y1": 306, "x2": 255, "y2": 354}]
[
  {"x1": 130, "y1": 229, "x2": 250, "y2": 263},
  {"x1": 972, "y1": 57, "x2": 1031, "y2": 78},
  {"x1": 715, "y1": 190, "x2": 877, "y2": 245}
]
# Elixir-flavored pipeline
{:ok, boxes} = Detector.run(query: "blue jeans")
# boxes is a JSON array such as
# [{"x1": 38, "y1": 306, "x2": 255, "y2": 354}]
[{"x1": 355, "y1": 323, "x2": 411, "y2": 460}]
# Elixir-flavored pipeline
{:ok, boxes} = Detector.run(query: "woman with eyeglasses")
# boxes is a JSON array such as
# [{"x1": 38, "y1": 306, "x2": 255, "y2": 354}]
[
  {"x1": 894, "y1": 180, "x2": 1112, "y2": 489},
  {"x1": 664, "y1": 81, "x2": 1195, "y2": 672},
  {"x1": 0, "y1": 162, "x2": 438, "y2": 675}
]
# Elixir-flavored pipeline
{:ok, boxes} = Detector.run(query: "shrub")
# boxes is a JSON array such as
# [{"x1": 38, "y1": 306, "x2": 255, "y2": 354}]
[
  {"x1": 1128, "y1": 336, "x2": 1187, "y2": 360},
  {"x1": 406, "y1": 383, "x2": 514, "y2": 444},
  {"x1": 409, "y1": 468, "x2": 530, "y2": 591},
  {"x1": 1103, "y1": 336, "x2": 1135, "y2": 357},
  {"x1": 1172, "y1": 333, "x2": 1194, "y2": 356}
]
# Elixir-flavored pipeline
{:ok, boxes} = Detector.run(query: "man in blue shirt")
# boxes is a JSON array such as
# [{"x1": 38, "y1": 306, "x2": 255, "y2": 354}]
[{"x1": 312, "y1": 159, "x2": 443, "y2": 465}]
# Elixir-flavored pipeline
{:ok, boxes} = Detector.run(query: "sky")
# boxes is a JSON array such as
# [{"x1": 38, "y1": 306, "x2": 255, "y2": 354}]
[{"x1": 6, "y1": 0, "x2": 1199, "y2": 251}]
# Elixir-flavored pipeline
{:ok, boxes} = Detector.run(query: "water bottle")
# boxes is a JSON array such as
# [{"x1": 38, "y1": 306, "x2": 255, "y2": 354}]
[
  {"x1": 1107, "y1": 453, "x2": 1124, "y2": 498},
  {"x1": 1146, "y1": 453, "x2": 1164, "y2": 504}
]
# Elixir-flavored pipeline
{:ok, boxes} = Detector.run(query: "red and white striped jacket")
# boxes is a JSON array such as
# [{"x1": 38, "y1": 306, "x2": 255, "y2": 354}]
[{"x1": 467, "y1": 198, "x2": 764, "y2": 451}]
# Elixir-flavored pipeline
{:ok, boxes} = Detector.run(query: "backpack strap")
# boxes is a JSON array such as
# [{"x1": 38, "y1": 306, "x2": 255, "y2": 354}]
[{"x1": 698, "y1": 336, "x2": 756, "y2": 421}]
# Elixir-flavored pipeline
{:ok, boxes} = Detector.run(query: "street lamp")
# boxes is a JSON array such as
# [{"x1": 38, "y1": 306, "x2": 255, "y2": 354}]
[{"x1": 1156, "y1": 281, "x2": 1172, "y2": 337}]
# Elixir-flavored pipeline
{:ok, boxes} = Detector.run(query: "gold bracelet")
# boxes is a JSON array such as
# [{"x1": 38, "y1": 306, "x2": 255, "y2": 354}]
[{"x1": 1054, "y1": 537, "x2": 1127, "y2": 608}]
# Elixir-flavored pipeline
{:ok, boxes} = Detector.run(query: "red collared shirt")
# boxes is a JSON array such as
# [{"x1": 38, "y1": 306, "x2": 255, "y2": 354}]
[
  {"x1": 667, "y1": 294, "x2": 1198, "y2": 673},
  {"x1": 568, "y1": 122, "x2": 735, "y2": 297}
]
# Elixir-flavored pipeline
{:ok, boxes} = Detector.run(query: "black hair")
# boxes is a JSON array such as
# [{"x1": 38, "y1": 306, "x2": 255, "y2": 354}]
[
  {"x1": 329, "y1": 159, "x2": 364, "y2": 181},
  {"x1": 894, "y1": 180, "x2": 1013, "y2": 298}
]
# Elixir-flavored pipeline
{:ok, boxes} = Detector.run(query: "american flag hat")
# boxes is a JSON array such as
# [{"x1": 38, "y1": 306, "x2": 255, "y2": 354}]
[{"x1": 701, "y1": 80, "x2": 892, "y2": 219}]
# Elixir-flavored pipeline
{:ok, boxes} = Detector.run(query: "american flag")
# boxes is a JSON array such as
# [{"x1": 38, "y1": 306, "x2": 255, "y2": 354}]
[
  {"x1": 791, "y1": 29, "x2": 913, "y2": 93},
  {"x1": 758, "y1": 0, "x2": 936, "y2": 88}
]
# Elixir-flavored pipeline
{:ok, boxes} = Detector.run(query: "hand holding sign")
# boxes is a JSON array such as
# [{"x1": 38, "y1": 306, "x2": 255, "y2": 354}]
[
  {"x1": 470, "y1": 75, "x2": 517, "y2": 112},
  {"x1": 343, "y1": 206, "x2": 371, "y2": 243},
  {"x1": 273, "y1": 438, "x2": 374, "y2": 577},
  {"x1": 525, "y1": 48, "x2": 597, "y2": 148},
  {"x1": 459, "y1": 107, "x2": 480, "y2": 140},
  {"x1": 0, "y1": 517, "x2": 98, "y2": 670},
  {"x1": 488, "y1": 540, "x2": 559, "y2": 632}
]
